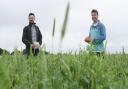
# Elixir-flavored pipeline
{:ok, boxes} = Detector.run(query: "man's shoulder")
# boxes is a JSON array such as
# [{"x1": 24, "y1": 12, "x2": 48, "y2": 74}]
[
  {"x1": 23, "y1": 24, "x2": 40, "y2": 31},
  {"x1": 23, "y1": 25, "x2": 29, "y2": 30},
  {"x1": 98, "y1": 22, "x2": 106, "y2": 32},
  {"x1": 35, "y1": 25, "x2": 39, "y2": 28},
  {"x1": 34, "y1": 25, "x2": 40, "y2": 31},
  {"x1": 98, "y1": 21, "x2": 105, "y2": 27}
]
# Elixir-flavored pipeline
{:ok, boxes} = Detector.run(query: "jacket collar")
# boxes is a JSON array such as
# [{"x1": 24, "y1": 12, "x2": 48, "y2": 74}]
[
  {"x1": 29, "y1": 22, "x2": 36, "y2": 27},
  {"x1": 92, "y1": 20, "x2": 100, "y2": 27}
]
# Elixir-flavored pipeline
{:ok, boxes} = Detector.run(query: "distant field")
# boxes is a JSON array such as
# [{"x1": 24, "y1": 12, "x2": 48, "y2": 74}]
[{"x1": 0, "y1": 50, "x2": 128, "y2": 89}]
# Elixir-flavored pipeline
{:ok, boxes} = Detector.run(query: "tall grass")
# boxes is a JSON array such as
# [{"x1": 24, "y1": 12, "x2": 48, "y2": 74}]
[
  {"x1": 60, "y1": 2, "x2": 70, "y2": 42},
  {"x1": 52, "y1": 18, "x2": 56, "y2": 38},
  {"x1": 52, "y1": 18, "x2": 56, "y2": 53},
  {"x1": 0, "y1": 50, "x2": 128, "y2": 89}
]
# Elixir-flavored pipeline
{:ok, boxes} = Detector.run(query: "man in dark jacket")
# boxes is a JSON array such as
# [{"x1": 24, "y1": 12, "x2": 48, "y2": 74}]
[{"x1": 22, "y1": 13, "x2": 42, "y2": 56}]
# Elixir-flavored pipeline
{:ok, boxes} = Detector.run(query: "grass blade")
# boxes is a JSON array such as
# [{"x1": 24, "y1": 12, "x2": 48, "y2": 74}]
[
  {"x1": 52, "y1": 18, "x2": 56, "y2": 37},
  {"x1": 60, "y1": 2, "x2": 70, "y2": 41}
]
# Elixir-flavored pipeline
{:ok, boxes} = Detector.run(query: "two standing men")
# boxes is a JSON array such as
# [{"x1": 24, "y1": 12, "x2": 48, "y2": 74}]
[
  {"x1": 22, "y1": 9, "x2": 106, "y2": 56},
  {"x1": 22, "y1": 13, "x2": 42, "y2": 56}
]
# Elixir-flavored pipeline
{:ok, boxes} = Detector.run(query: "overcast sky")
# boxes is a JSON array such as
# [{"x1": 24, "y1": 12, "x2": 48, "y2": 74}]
[{"x1": 0, "y1": 0, "x2": 128, "y2": 53}]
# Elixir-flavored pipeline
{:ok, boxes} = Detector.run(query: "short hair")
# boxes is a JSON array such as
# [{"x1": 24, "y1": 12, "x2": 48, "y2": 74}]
[
  {"x1": 28, "y1": 13, "x2": 35, "y2": 17},
  {"x1": 91, "y1": 9, "x2": 98, "y2": 15}
]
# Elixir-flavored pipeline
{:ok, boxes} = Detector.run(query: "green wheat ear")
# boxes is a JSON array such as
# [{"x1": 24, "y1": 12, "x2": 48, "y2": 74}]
[
  {"x1": 60, "y1": 2, "x2": 70, "y2": 42},
  {"x1": 52, "y1": 18, "x2": 56, "y2": 38}
]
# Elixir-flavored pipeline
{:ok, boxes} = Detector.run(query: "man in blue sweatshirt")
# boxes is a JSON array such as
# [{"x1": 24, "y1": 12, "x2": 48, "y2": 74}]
[{"x1": 85, "y1": 9, "x2": 106, "y2": 56}]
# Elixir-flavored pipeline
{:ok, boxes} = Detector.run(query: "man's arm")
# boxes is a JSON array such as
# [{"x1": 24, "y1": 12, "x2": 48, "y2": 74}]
[
  {"x1": 93, "y1": 24, "x2": 106, "y2": 44},
  {"x1": 37, "y1": 27, "x2": 42, "y2": 45},
  {"x1": 22, "y1": 27, "x2": 31, "y2": 46}
]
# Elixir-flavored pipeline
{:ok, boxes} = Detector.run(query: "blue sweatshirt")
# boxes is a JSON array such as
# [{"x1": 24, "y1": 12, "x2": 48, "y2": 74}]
[{"x1": 89, "y1": 20, "x2": 106, "y2": 52}]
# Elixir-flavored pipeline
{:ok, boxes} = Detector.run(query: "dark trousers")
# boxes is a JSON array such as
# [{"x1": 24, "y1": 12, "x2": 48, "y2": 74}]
[
  {"x1": 96, "y1": 52, "x2": 104, "y2": 57},
  {"x1": 23, "y1": 48, "x2": 39, "y2": 56},
  {"x1": 32, "y1": 48, "x2": 39, "y2": 56}
]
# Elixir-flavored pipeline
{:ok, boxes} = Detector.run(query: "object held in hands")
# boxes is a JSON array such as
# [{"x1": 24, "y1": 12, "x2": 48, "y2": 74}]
[
  {"x1": 84, "y1": 36, "x2": 91, "y2": 43},
  {"x1": 32, "y1": 42, "x2": 40, "y2": 49}
]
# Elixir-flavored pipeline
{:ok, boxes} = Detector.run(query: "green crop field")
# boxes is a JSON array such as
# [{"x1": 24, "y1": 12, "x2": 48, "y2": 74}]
[
  {"x1": 0, "y1": 50, "x2": 128, "y2": 89},
  {"x1": 0, "y1": 3, "x2": 128, "y2": 89}
]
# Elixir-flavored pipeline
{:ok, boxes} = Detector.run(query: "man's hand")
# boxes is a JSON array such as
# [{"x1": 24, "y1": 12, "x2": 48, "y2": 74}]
[
  {"x1": 32, "y1": 42, "x2": 40, "y2": 49},
  {"x1": 84, "y1": 36, "x2": 91, "y2": 44}
]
